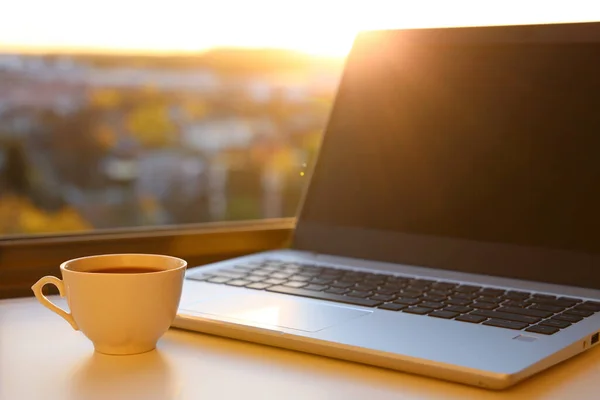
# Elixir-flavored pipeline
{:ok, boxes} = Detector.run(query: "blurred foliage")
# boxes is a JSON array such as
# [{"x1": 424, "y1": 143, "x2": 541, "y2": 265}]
[
  {"x1": 126, "y1": 103, "x2": 175, "y2": 148},
  {"x1": 182, "y1": 100, "x2": 209, "y2": 121},
  {"x1": 90, "y1": 89, "x2": 121, "y2": 109},
  {"x1": 0, "y1": 195, "x2": 90, "y2": 235},
  {"x1": 0, "y1": 49, "x2": 339, "y2": 235}
]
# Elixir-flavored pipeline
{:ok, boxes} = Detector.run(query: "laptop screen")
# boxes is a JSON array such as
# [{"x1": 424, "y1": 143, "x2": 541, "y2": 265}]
[{"x1": 294, "y1": 22, "x2": 600, "y2": 290}]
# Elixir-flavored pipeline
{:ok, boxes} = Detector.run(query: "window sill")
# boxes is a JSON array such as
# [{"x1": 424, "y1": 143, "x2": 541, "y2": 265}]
[{"x1": 0, "y1": 218, "x2": 295, "y2": 299}]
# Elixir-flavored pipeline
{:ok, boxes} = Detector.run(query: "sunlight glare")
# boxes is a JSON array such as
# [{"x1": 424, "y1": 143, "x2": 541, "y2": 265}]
[{"x1": 1, "y1": 0, "x2": 599, "y2": 56}]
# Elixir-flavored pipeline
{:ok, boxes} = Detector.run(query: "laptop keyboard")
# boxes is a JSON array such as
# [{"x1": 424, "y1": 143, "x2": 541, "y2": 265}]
[{"x1": 187, "y1": 260, "x2": 600, "y2": 335}]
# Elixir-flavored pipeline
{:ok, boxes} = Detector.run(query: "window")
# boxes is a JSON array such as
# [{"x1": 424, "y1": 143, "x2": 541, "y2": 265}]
[{"x1": 0, "y1": 6, "x2": 353, "y2": 237}]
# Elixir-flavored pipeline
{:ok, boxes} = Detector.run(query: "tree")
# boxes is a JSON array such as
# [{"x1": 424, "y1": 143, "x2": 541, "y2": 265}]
[{"x1": 126, "y1": 102, "x2": 175, "y2": 149}]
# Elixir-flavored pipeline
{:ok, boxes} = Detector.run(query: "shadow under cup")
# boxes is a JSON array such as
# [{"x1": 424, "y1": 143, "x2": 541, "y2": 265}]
[{"x1": 62, "y1": 254, "x2": 187, "y2": 355}]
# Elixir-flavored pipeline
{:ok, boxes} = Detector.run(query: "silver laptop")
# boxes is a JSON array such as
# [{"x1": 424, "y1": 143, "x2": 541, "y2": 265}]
[{"x1": 174, "y1": 21, "x2": 600, "y2": 389}]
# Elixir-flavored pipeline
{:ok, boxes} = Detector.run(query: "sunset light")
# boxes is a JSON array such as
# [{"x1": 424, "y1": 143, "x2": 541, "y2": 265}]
[{"x1": 1, "y1": 0, "x2": 598, "y2": 57}]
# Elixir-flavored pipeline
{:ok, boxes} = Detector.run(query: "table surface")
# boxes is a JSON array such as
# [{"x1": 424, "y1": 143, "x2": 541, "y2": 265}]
[{"x1": 2, "y1": 296, "x2": 600, "y2": 400}]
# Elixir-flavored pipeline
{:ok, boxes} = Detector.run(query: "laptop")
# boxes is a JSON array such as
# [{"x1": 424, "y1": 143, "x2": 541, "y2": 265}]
[{"x1": 174, "y1": 21, "x2": 600, "y2": 389}]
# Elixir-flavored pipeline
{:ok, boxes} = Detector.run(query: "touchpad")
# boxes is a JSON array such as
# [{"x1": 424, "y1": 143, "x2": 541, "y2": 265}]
[{"x1": 181, "y1": 292, "x2": 371, "y2": 332}]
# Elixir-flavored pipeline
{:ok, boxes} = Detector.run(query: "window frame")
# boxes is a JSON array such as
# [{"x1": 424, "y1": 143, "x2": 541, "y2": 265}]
[{"x1": 0, "y1": 218, "x2": 295, "y2": 299}]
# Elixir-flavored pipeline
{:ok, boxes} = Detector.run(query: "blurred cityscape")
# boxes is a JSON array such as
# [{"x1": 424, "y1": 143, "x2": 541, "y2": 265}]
[{"x1": 0, "y1": 49, "x2": 343, "y2": 236}]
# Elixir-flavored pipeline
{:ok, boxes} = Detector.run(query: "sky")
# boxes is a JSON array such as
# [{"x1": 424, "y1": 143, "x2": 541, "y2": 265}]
[{"x1": 1, "y1": 0, "x2": 599, "y2": 57}]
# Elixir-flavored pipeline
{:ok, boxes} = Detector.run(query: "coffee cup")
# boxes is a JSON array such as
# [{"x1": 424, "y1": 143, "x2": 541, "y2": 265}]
[{"x1": 31, "y1": 253, "x2": 187, "y2": 355}]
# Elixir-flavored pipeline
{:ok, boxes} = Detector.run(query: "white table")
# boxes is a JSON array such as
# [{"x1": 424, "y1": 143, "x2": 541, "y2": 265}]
[{"x1": 2, "y1": 296, "x2": 600, "y2": 400}]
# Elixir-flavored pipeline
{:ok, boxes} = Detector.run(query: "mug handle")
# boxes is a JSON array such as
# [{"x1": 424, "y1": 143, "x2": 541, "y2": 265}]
[{"x1": 31, "y1": 276, "x2": 79, "y2": 331}]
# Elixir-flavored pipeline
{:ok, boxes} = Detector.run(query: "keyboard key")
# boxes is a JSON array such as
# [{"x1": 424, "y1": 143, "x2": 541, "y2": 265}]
[
  {"x1": 266, "y1": 285, "x2": 382, "y2": 307},
  {"x1": 226, "y1": 279, "x2": 251, "y2": 287},
  {"x1": 371, "y1": 294, "x2": 396, "y2": 302},
  {"x1": 344, "y1": 271, "x2": 368, "y2": 277},
  {"x1": 233, "y1": 265, "x2": 257, "y2": 271},
  {"x1": 402, "y1": 307, "x2": 433, "y2": 315},
  {"x1": 377, "y1": 288, "x2": 401, "y2": 295},
  {"x1": 380, "y1": 282, "x2": 406, "y2": 290},
  {"x1": 429, "y1": 310, "x2": 459, "y2": 319},
  {"x1": 264, "y1": 278, "x2": 287, "y2": 285},
  {"x1": 322, "y1": 275, "x2": 345, "y2": 283},
  {"x1": 452, "y1": 292, "x2": 479, "y2": 300},
  {"x1": 394, "y1": 297, "x2": 420, "y2": 305},
  {"x1": 420, "y1": 301, "x2": 445, "y2": 309},
  {"x1": 337, "y1": 276, "x2": 360, "y2": 284},
  {"x1": 408, "y1": 279, "x2": 434, "y2": 288},
  {"x1": 444, "y1": 305, "x2": 472, "y2": 314},
  {"x1": 575, "y1": 303, "x2": 600, "y2": 312},
  {"x1": 502, "y1": 301, "x2": 528, "y2": 308},
  {"x1": 283, "y1": 281, "x2": 308, "y2": 289},
  {"x1": 378, "y1": 303, "x2": 407, "y2": 311},
  {"x1": 325, "y1": 287, "x2": 349, "y2": 295},
  {"x1": 246, "y1": 282, "x2": 272, "y2": 290},
  {"x1": 455, "y1": 314, "x2": 487, "y2": 323},
  {"x1": 428, "y1": 289, "x2": 450, "y2": 296},
  {"x1": 480, "y1": 289, "x2": 505, "y2": 296},
  {"x1": 386, "y1": 277, "x2": 410, "y2": 285},
  {"x1": 355, "y1": 284, "x2": 379, "y2": 292},
  {"x1": 483, "y1": 319, "x2": 528, "y2": 330},
  {"x1": 319, "y1": 267, "x2": 339, "y2": 275},
  {"x1": 367, "y1": 273, "x2": 387, "y2": 279},
  {"x1": 553, "y1": 313, "x2": 583, "y2": 323},
  {"x1": 558, "y1": 297, "x2": 583, "y2": 304},
  {"x1": 525, "y1": 325, "x2": 560, "y2": 335},
  {"x1": 304, "y1": 284, "x2": 328, "y2": 291},
  {"x1": 298, "y1": 270, "x2": 321, "y2": 277},
  {"x1": 555, "y1": 300, "x2": 579, "y2": 308},
  {"x1": 207, "y1": 276, "x2": 231, "y2": 284},
  {"x1": 399, "y1": 290, "x2": 423, "y2": 298},
  {"x1": 245, "y1": 275, "x2": 266, "y2": 282},
  {"x1": 264, "y1": 261, "x2": 285, "y2": 266},
  {"x1": 214, "y1": 271, "x2": 247, "y2": 279},
  {"x1": 261, "y1": 266, "x2": 281, "y2": 272},
  {"x1": 311, "y1": 278, "x2": 334, "y2": 285},
  {"x1": 565, "y1": 309, "x2": 594, "y2": 318},
  {"x1": 423, "y1": 295, "x2": 447, "y2": 303},
  {"x1": 541, "y1": 319, "x2": 571, "y2": 329},
  {"x1": 455, "y1": 285, "x2": 482, "y2": 293},
  {"x1": 347, "y1": 291, "x2": 372, "y2": 298},
  {"x1": 289, "y1": 275, "x2": 311, "y2": 282},
  {"x1": 446, "y1": 298, "x2": 472, "y2": 306},
  {"x1": 505, "y1": 291, "x2": 531, "y2": 299},
  {"x1": 497, "y1": 307, "x2": 552, "y2": 318},
  {"x1": 331, "y1": 282, "x2": 356, "y2": 289},
  {"x1": 472, "y1": 302, "x2": 499, "y2": 310},
  {"x1": 534, "y1": 298, "x2": 577, "y2": 308},
  {"x1": 470, "y1": 309, "x2": 540, "y2": 324},
  {"x1": 532, "y1": 293, "x2": 556, "y2": 300},
  {"x1": 478, "y1": 296, "x2": 503, "y2": 304},
  {"x1": 252, "y1": 269, "x2": 272, "y2": 276},
  {"x1": 529, "y1": 304, "x2": 564, "y2": 313},
  {"x1": 432, "y1": 282, "x2": 458, "y2": 290},
  {"x1": 364, "y1": 278, "x2": 386, "y2": 286},
  {"x1": 271, "y1": 272, "x2": 293, "y2": 279},
  {"x1": 404, "y1": 285, "x2": 428, "y2": 293}
]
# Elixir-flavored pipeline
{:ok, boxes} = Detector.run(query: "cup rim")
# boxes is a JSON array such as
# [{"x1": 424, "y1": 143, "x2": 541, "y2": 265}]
[{"x1": 60, "y1": 253, "x2": 187, "y2": 275}]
